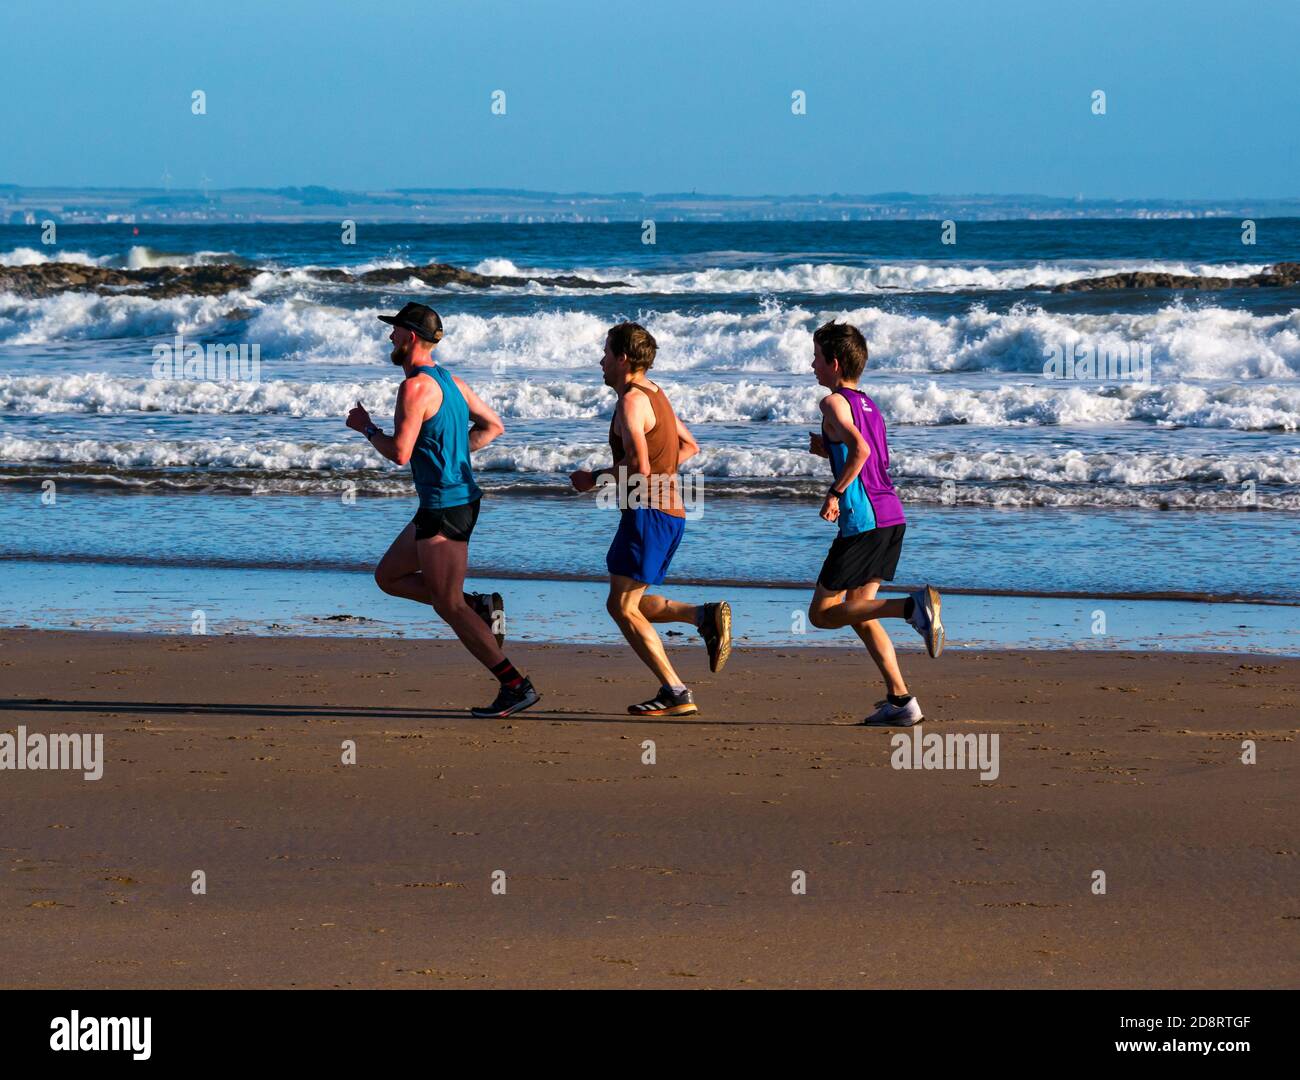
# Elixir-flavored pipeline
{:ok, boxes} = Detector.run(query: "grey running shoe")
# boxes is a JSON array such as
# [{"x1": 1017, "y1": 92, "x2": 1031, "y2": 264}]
[
  {"x1": 862, "y1": 697, "x2": 924, "y2": 726},
  {"x1": 906, "y1": 585, "x2": 944, "y2": 658}
]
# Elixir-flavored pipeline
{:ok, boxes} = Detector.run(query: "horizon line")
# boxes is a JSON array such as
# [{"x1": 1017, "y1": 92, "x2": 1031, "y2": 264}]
[{"x1": 4, "y1": 183, "x2": 1300, "y2": 204}]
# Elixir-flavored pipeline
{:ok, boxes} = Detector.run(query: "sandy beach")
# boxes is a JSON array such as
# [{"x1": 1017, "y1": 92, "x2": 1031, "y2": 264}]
[{"x1": 1, "y1": 629, "x2": 1295, "y2": 989}]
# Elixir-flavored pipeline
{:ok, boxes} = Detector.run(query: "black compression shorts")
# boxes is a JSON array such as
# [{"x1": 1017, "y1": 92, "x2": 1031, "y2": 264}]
[{"x1": 412, "y1": 498, "x2": 481, "y2": 542}]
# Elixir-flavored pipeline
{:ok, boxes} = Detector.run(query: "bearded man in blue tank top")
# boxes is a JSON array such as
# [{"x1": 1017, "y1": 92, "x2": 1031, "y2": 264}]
[
  {"x1": 806, "y1": 321, "x2": 945, "y2": 727},
  {"x1": 347, "y1": 302, "x2": 540, "y2": 718}
]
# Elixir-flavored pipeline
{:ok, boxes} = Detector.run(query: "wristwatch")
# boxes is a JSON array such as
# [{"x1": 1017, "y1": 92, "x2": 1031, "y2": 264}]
[
  {"x1": 363, "y1": 423, "x2": 380, "y2": 439},
  {"x1": 826, "y1": 484, "x2": 844, "y2": 498}
]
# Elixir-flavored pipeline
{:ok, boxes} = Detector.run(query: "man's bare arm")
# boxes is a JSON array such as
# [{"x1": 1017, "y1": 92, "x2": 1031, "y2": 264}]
[
  {"x1": 453, "y1": 374, "x2": 505, "y2": 451},
  {"x1": 353, "y1": 380, "x2": 428, "y2": 465},
  {"x1": 615, "y1": 393, "x2": 653, "y2": 476},
  {"x1": 675, "y1": 414, "x2": 700, "y2": 465},
  {"x1": 573, "y1": 393, "x2": 658, "y2": 492}
]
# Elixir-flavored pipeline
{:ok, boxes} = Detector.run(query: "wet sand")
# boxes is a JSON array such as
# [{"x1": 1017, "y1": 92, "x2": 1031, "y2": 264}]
[{"x1": 1, "y1": 630, "x2": 1296, "y2": 989}]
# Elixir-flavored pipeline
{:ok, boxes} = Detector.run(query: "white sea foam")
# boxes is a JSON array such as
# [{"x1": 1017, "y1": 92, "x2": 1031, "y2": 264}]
[
  {"x1": 240, "y1": 299, "x2": 381, "y2": 363},
  {"x1": 3, "y1": 373, "x2": 1298, "y2": 431},
  {"x1": 459, "y1": 259, "x2": 1272, "y2": 294},
  {"x1": 466, "y1": 301, "x2": 1298, "y2": 381},
  {"x1": 623, "y1": 260, "x2": 1271, "y2": 294},
  {"x1": 0, "y1": 247, "x2": 109, "y2": 268},
  {"x1": 0, "y1": 246, "x2": 236, "y2": 270},
  {"x1": 4, "y1": 433, "x2": 1296, "y2": 492},
  {"x1": 0, "y1": 247, "x2": 1278, "y2": 292},
  {"x1": 3, "y1": 291, "x2": 1298, "y2": 379},
  {"x1": 0, "y1": 290, "x2": 257, "y2": 345},
  {"x1": 470, "y1": 257, "x2": 547, "y2": 277},
  {"x1": 410, "y1": 257, "x2": 1277, "y2": 294},
  {"x1": 0, "y1": 434, "x2": 382, "y2": 472},
  {"x1": 123, "y1": 246, "x2": 235, "y2": 269},
  {"x1": 642, "y1": 303, "x2": 1300, "y2": 381}
]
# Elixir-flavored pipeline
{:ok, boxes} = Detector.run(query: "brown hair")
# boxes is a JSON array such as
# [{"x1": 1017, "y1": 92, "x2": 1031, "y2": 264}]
[
  {"x1": 606, "y1": 322, "x2": 657, "y2": 372},
  {"x1": 813, "y1": 321, "x2": 868, "y2": 380}
]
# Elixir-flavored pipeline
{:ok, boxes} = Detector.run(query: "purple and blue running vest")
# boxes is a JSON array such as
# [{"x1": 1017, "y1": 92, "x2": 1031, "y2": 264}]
[
  {"x1": 408, "y1": 364, "x2": 483, "y2": 509},
  {"x1": 823, "y1": 386, "x2": 906, "y2": 537}
]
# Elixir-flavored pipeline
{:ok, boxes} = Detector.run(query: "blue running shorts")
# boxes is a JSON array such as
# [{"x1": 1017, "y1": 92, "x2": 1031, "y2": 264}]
[{"x1": 605, "y1": 508, "x2": 685, "y2": 586}]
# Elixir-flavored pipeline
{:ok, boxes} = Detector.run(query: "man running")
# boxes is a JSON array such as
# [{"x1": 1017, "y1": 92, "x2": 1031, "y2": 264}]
[
  {"x1": 346, "y1": 301, "x2": 540, "y2": 718},
  {"x1": 569, "y1": 322, "x2": 731, "y2": 716},
  {"x1": 805, "y1": 320, "x2": 943, "y2": 726}
]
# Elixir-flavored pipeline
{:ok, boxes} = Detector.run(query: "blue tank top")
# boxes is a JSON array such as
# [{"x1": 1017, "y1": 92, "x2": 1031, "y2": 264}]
[{"x1": 408, "y1": 364, "x2": 482, "y2": 509}]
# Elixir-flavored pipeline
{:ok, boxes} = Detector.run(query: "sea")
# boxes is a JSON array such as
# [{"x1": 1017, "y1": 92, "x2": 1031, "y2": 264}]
[{"x1": 1, "y1": 220, "x2": 1297, "y2": 653}]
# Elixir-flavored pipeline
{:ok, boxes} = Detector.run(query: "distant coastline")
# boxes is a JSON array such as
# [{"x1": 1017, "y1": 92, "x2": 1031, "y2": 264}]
[{"x1": 4, "y1": 183, "x2": 1299, "y2": 224}]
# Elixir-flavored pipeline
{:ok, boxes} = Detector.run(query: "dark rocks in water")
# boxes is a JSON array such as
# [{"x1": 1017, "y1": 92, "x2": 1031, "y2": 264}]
[
  {"x1": 1051, "y1": 261, "x2": 1300, "y2": 292},
  {"x1": 354, "y1": 262, "x2": 627, "y2": 289},
  {"x1": 0, "y1": 262, "x2": 259, "y2": 298},
  {"x1": 0, "y1": 259, "x2": 626, "y2": 299},
  {"x1": 544, "y1": 273, "x2": 628, "y2": 289}
]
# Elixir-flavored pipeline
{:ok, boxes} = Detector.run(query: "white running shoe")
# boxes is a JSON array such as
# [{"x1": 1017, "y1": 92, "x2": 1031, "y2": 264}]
[
  {"x1": 862, "y1": 697, "x2": 924, "y2": 726},
  {"x1": 906, "y1": 584, "x2": 944, "y2": 658}
]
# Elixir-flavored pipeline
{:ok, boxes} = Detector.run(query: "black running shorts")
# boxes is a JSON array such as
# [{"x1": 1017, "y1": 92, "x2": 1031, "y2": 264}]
[
  {"x1": 817, "y1": 523, "x2": 906, "y2": 591},
  {"x1": 412, "y1": 498, "x2": 481, "y2": 542}
]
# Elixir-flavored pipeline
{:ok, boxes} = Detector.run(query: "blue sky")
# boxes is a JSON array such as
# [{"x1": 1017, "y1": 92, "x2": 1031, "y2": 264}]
[{"x1": 2, "y1": 0, "x2": 1296, "y2": 198}]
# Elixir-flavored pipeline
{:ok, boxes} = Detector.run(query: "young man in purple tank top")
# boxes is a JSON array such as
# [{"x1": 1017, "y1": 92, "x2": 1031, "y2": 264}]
[
  {"x1": 806, "y1": 321, "x2": 945, "y2": 726},
  {"x1": 346, "y1": 302, "x2": 540, "y2": 718}
]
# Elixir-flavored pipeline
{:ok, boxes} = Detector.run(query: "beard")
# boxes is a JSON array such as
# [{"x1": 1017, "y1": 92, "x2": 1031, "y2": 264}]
[{"x1": 390, "y1": 343, "x2": 407, "y2": 365}]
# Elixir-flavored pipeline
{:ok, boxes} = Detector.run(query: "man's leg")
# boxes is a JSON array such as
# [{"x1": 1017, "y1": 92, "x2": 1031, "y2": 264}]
[
  {"x1": 638, "y1": 593, "x2": 697, "y2": 625},
  {"x1": 808, "y1": 583, "x2": 907, "y2": 630},
  {"x1": 376, "y1": 520, "x2": 495, "y2": 625},
  {"x1": 845, "y1": 581, "x2": 909, "y2": 697},
  {"x1": 374, "y1": 522, "x2": 430, "y2": 604},
  {"x1": 641, "y1": 592, "x2": 733, "y2": 674},
  {"x1": 607, "y1": 574, "x2": 684, "y2": 688},
  {"x1": 416, "y1": 533, "x2": 505, "y2": 669},
  {"x1": 812, "y1": 580, "x2": 922, "y2": 725}
]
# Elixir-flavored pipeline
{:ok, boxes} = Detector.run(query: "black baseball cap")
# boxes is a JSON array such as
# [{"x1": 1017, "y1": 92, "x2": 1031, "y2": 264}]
[{"x1": 378, "y1": 302, "x2": 444, "y2": 342}]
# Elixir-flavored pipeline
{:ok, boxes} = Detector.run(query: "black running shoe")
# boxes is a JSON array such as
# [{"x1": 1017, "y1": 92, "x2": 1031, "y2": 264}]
[
  {"x1": 466, "y1": 591, "x2": 505, "y2": 648},
  {"x1": 697, "y1": 601, "x2": 732, "y2": 673},
  {"x1": 471, "y1": 677, "x2": 540, "y2": 719},
  {"x1": 628, "y1": 686, "x2": 698, "y2": 717}
]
